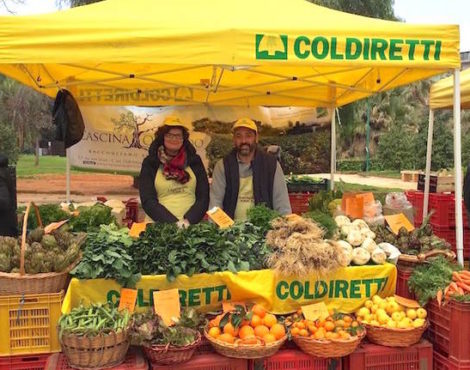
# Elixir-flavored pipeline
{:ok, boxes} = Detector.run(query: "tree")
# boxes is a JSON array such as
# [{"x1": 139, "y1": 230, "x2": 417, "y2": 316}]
[
  {"x1": 309, "y1": 0, "x2": 396, "y2": 20},
  {"x1": 112, "y1": 112, "x2": 154, "y2": 149},
  {"x1": 57, "y1": 0, "x2": 102, "y2": 7},
  {"x1": 0, "y1": 122, "x2": 19, "y2": 163}
]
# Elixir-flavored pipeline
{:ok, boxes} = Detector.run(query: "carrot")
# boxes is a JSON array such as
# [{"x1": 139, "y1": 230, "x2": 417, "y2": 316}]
[
  {"x1": 437, "y1": 289, "x2": 443, "y2": 307},
  {"x1": 456, "y1": 281, "x2": 470, "y2": 292},
  {"x1": 450, "y1": 282, "x2": 459, "y2": 291},
  {"x1": 453, "y1": 271, "x2": 463, "y2": 282},
  {"x1": 444, "y1": 285, "x2": 450, "y2": 296},
  {"x1": 459, "y1": 270, "x2": 470, "y2": 278}
]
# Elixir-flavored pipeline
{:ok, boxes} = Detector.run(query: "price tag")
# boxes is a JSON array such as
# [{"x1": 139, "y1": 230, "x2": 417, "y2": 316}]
[
  {"x1": 44, "y1": 219, "x2": 69, "y2": 234},
  {"x1": 385, "y1": 213, "x2": 415, "y2": 235},
  {"x1": 222, "y1": 301, "x2": 246, "y2": 312},
  {"x1": 118, "y1": 288, "x2": 137, "y2": 313},
  {"x1": 301, "y1": 302, "x2": 330, "y2": 322},
  {"x1": 207, "y1": 207, "x2": 234, "y2": 229},
  {"x1": 153, "y1": 289, "x2": 181, "y2": 326},
  {"x1": 129, "y1": 222, "x2": 150, "y2": 238}
]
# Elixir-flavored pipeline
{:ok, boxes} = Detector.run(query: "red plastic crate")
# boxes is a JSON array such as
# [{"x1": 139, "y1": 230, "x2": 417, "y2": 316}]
[
  {"x1": 151, "y1": 352, "x2": 247, "y2": 370},
  {"x1": 45, "y1": 348, "x2": 148, "y2": 369},
  {"x1": 343, "y1": 340, "x2": 433, "y2": 370},
  {"x1": 428, "y1": 299, "x2": 451, "y2": 355},
  {"x1": 195, "y1": 337, "x2": 215, "y2": 354},
  {"x1": 0, "y1": 353, "x2": 50, "y2": 370},
  {"x1": 434, "y1": 350, "x2": 470, "y2": 370},
  {"x1": 432, "y1": 226, "x2": 470, "y2": 259},
  {"x1": 396, "y1": 267, "x2": 416, "y2": 300},
  {"x1": 288, "y1": 193, "x2": 312, "y2": 215},
  {"x1": 406, "y1": 190, "x2": 424, "y2": 225},
  {"x1": 428, "y1": 193, "x2": 468, "y2": 228},
  {"x1": 249, "y1": 349, "x2": 341, "y2": 370}
]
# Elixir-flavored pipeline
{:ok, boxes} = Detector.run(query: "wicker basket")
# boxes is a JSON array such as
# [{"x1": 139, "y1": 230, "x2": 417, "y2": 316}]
[
  {"x1": 397, "y1": 249, "x2": 455, "y2": 269},
  {"x1": 0, "y1": 202, "x2": 84, "y2": 295},
  {"x1": 143, "y1": 331, "x2": 201, "y2": 365},
  {"x1": 60, "y1": 329, "x2": 129, "y2": 369},
  {"x1": 364, "y1": 321, "x2": 428, "y2": 347},
  {"x1": 293, "y1": 330, "x2": 365, "y2": 358},
  {"x1": 204, "y1": 330, "x2": 287, "y2": 359}
]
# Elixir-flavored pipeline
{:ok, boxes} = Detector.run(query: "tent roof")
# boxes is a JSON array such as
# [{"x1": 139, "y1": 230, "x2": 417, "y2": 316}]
[
  {"x1": 429, "y1": 68, "x2": 470, "y2": 109},
  {"x1": 0, "y1": 0, "x2": 460, "y2": 107}
]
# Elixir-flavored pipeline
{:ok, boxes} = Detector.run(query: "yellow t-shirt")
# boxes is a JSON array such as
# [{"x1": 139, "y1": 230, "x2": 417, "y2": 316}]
[
  {"x1": 153, "y1": 166, "x2": 196, "y2": 221},
  {"x1": 234, "y1": 175, "x2": 255, "y2": 222}
]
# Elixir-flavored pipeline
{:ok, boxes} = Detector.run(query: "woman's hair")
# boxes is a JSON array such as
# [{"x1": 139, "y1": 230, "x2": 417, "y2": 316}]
[{"x1": 153, "y1": 125, "x2": 190, "y2": 148}]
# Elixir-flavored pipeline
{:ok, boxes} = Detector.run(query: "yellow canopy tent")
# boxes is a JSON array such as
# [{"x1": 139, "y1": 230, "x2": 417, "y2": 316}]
[
  {"x1": 0, "y1": 0, "x2": 463, "y2": 262},
  {"x1": 419, "y1": 69, "x2": 470, "y2": 265}
]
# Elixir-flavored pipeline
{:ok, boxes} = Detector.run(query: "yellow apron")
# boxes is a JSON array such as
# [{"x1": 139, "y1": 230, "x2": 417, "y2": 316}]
[
  {"x1": 152, "y1": 166, "x2": 196, "y2": 221},
  {"x1": 234, "y1": 175, "x2": 255, "y2": 222}
]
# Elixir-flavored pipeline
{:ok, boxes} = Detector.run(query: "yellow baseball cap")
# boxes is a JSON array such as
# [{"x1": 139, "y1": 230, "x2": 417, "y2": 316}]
[
  {"x1": 162, "y1": 115, "x2": 188, "y2": 128},
  {"x1": 232, "y1": 118, "x2": 258, "y2": 133}
]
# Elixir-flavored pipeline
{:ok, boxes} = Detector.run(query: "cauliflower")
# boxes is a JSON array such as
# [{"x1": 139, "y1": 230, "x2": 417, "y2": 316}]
[
  {"x1": 352, "y1": 219, "x2": 369, "y2": 230},
  {"x1": 371, "y1": 248, "x2": 387, "y2": 264},
  {"x1": 352, "y1": 247, "x2": 370, "y2": 265},
  {"x1": 337, "y1": 240, "x2": 353, "y2": 266},
  {"x1": 347, "y1": 228, "x2": 364, "y2": 247},
  {"x1": 361, "y1": 237, "x2": 377, "y2": 254},
  {"x1": 335, "y1": 215, "x2": 351, "y2": 228}
]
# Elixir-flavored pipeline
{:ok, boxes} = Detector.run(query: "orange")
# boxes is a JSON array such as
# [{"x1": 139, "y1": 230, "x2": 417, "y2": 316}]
[
  {"x1": 218, "y1": 333, "x2": 235, "y2": 344},
  {"x1": 299, "y1": 329, "x2": 309, "y2": 337},
  {"x1": 239, "y1": 336, "x2": 258, "y2": 345},
  {"x1": 351, "y1": 321, "x2": 359, "y2": 328},
  {"x1": 239, "y1": 325, "x2": 255, "y2": 339},
  {"x1": 343, "y1": 316, "x2": 353, "y2": 323},
  {"x1": 263, "y1": 333, "x2": 277, "y2": 343},
  {"x1": 296, "y1": 321, "x2": 306, "y2": 330},
  {"x1": 251, "y1": 314, "x2": 262, "y2": 328},
  {"x1": 270, "y1": 323, "x2": 286, "y2": 340},
  {"x1": 314, "y1": 328, "x2": 325, "y2": 339},
  {"x1": 307, "y1": 324, "x2": 317, "y2": 334},
  {"x1": 254, "y1": 325, "x2": 270, "y2": 338},
  {"x1": 290, "y1": 327, "x2": 300, "y2": 337},
  {"x1": 324, "y1": 321, "x2": 335, "y2": 332},
  {"x1": 252, "y1": 304, "x2": 266, "y2": 318},
  {"x1": 339, "y1": 331, "x2": 351, "y2": 339},
  {"x1": 335, "y1": 319, "x2": 345, "y2": 327},
  {"x1": 263, "y1": 314, "x2": 277, "y2": 328},
  {"x1": 325, "y1": 332, "x2": 335, "y2": 339},
  {"x1": 223, "y1": 322, "x2": 239, "y2": 337},
  {"x1": 208, "y1": 326, "x2": 221, "y2": 338}
]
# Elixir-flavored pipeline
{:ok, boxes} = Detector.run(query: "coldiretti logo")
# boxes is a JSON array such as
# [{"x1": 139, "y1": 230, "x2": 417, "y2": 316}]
[
  {"x1": 255, "y1": 34, "x2": 442, "y2": 62},
  {"x1": 256, "y1": 34, "x2": 288, "y2": 60}
]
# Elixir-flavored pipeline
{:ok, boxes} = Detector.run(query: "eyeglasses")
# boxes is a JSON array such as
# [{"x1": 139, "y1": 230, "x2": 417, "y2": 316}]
[{"x1": 165, "y1": 133, "x2": 184, "y2": 140}]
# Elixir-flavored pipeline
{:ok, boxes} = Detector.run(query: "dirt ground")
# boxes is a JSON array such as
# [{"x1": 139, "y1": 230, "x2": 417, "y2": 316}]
[{"x1": 17, "y1": 174, "x2": 138, "y2": 205}]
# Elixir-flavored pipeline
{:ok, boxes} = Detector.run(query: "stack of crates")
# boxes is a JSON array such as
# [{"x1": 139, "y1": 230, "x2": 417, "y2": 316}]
[
  {"x1": 428, "y1": 299, "x2": 470, "y2": 369},
  {"x1": 0, "y1": 291, "x2": 63, "y2": 370}
]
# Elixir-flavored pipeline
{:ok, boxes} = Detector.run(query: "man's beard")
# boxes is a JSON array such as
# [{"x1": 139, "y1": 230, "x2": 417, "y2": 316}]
[{"x1": 237, "y1": 143, "x2": 256, "y2": 156}]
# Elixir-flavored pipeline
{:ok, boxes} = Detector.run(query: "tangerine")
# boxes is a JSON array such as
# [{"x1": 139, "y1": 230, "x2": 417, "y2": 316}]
[
  {"x1": 218, "y1": 333, "x2": 235, "y2": 344},
  {"x1": 299, "y1": 329, "x2": 309, "y2": 337},
  {"x1": 263, "y1": 333, "x2": 277, "y2": 343},
  {"x1": 324, "y1": 321, "x2": 335, "y2": 332},
  {"x1": 252, "y1": 304, "x2": 266, "y2": 318},
  {"x1": 239, "y1": 325, "x2": 255, "y2": 339},
  {"x1": 290, "y1": 327, "x2": 300, "y2": 336},
  {"x1": 208, "y1": 326, "x2": 221, "y2": 338},
  {"x1": 263, "y1": 314, "x2": 277, "y2": 328},
  {"x1": 223, "y1": 322, "x2": 239, "y2": 337},
  {"x1": 270, "y1": 323, "x2": 286, "y2": 340},
  {"x1": 251, "y1": 314, "x2": 262, "y2": 328},
  {"x1": 254, "y1": 325, "x2": 270, "y2": 338}
]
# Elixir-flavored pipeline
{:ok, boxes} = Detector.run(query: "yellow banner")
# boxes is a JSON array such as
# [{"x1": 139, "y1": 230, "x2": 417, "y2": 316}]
[{"x1": 63, "y1": 264, "x2": 396, "y2": 315}]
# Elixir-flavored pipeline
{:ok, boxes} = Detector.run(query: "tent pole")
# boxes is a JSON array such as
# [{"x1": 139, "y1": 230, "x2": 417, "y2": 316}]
[
  {"x1": 66, "y1": 148, "x2": 71, "y2": 203},
  {"x1": 453, "y1": 68, "x2": 463, "y2": 266},
  {"x1": 423, "y1": 109, "x2": 434, "y2": 218},
  {"x1": 330, "y1": 107, "x2": 336, "y2": 190}
]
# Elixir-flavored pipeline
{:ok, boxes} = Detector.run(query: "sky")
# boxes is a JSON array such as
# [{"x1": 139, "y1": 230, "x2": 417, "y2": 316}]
[{"x1": 1, "y1": 0, "x2": 469, "y2": 52}]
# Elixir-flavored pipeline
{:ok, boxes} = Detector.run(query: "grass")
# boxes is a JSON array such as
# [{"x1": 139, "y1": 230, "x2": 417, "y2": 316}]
[
  {"x1": 15, "y1": 155, "x2": 72, "y2": 177},
  {"x1": 335, "y1": 182, "x2": 403, "y2": 205}
]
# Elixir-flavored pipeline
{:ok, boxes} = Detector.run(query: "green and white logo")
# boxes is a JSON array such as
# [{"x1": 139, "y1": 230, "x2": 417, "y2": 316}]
[{"x1": 256, "y1": 34, "x2": 288, "y2": 60}]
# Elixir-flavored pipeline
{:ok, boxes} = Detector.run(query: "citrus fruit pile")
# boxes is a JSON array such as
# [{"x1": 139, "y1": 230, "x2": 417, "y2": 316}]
[
  {"x1": 356, "y1": 295, "x2": 427, "y2": 329},
  {"x1": 207, "y1": 304, "x2": 286, "y2": 345},
  {"x1": 288, "y1": 311, "x2": 364, "y2": 341}
]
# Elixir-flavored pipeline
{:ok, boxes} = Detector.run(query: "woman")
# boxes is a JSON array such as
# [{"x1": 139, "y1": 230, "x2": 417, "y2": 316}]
[
  {"x1": 0, "y1": 154, "x2": 17, "y2": 237},
  {"x1": 139, "y1": 116, "x2": 209, "y2": 226}
]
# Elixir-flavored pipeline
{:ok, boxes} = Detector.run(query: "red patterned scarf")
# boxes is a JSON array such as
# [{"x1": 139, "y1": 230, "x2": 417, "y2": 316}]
[{"x1": 158, "y1": 146, "x2": 190, "y2": 184}]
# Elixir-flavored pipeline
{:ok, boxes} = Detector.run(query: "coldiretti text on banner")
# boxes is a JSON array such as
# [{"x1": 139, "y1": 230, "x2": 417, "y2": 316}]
[
  {"x1": 62, "y1": 265, "x2": 397, "y2": 315},
  {"x1": 256, "y1": 34, "x2": 442, "y2": 62}
]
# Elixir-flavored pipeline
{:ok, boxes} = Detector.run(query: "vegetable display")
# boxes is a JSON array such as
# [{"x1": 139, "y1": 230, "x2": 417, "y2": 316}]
[{"x1": 58, "y1": 303, "x2": 130, "y2": 338}]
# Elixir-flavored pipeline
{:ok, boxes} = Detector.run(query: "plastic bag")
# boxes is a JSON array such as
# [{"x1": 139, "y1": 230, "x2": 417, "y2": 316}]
[{"x1": 385, "y1": 192, "x2": 412, "y2": 209}]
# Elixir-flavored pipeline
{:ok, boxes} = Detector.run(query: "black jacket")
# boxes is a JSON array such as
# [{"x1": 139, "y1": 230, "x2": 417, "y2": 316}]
[
  {"x1": 139, "y1": 139, "x2": 209, "y2": 224},
  {"x1": 222, "y1": 149, "x2": 277, "y2": 219},
  {"x1": 464, "y1": 164, "x2": 470, "y2": 212},
  {"x1": 0, "y1": 166, "x2": 18, "y2": 237}
]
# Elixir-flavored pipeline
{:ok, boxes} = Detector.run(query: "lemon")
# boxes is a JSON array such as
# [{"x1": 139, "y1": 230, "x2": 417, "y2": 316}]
[
  {"x1": 392, "y1": 312, "x2": 402, "y2": 322},
  {"x1": 372, "y1": 295, "x2": 382, "y2": 304},
  {"x1": 364, "y1": 300, "x2": 374, "y2": 309},
  {"x1": 387, "y1": 320, "x2": 398, "y2": 329},
  {"x1": 376, "y1": 308, "x2": 387, "y2": 317},
  {"x1": 370, "y1": 320, "x2": 380, "y2": 326},
  {"x1": 413, "y1": 318, "x2": 425, "y2": 328},
  {"x1": 379, "y1": 301, "x2": 388, "y2": 310},
  {"x1": 371, "y1": 305, "x2": 378, "y2": 314},
  {"x1": 386, "y1": 302, "x2": 399, "y2": 315},
  {"x1": 406, "y1": 309, "x2": 417, "y2": 320},
  {"x1": 357, "y1": 307, "x2": 370, "y2": 317},
  {"x1": 398, "y1": 319, "x2": 411, "y2": 329},
  {"x1": 378, "y1": 313, "x2": 390, "y2": 325},
  {"x1": 416, "y1": 308, "x2": 427, "y2": 319}
]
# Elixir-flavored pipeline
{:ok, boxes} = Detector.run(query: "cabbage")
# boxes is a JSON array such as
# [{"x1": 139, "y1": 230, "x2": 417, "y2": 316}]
[
  {"x1": 361, "y1": 237, "x2": 377, "y2": 254},
  {"x1": 347, "y1": 228, "x2": 364, "y2": 246},
  {"x1": 335, "y1": 215, "x2": 351, "y2": 228},
  {"x1": 352, "y1": 247, "x2": 370, "y2": 265},
  {"x1": 371, "y1": 248, "x2": 387, "y2": 264}
]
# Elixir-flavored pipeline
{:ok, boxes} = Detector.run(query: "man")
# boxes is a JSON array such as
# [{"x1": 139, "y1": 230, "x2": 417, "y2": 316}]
[
  {"x1": 0, "y1": 154, "x2": 18, "y2": 237},
  {"x1": 464, "y1": 163, "x2": 470, "y2": 228},
  {"x1": 210, "y1": 118, "x2": 291, "y2": 221}
]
